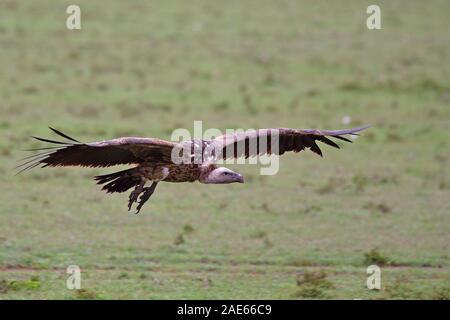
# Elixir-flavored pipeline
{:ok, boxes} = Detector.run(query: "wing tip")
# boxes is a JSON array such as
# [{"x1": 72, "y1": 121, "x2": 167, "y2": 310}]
[
  {"x1": 48, "y1": 126, "x2": 82, "y2": 143},
  {"x1": 351, "y1": 124, "x2": 371, "y2": 133}
]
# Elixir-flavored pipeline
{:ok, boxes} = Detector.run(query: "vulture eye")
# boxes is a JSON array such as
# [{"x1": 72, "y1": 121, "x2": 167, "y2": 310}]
[{"x1": 223, "y1": 172, "x2": 230, "y2": 175}]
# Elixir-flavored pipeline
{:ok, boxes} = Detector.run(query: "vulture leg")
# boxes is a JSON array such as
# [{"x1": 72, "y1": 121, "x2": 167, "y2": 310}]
[
  {"x1": 128, "y1": 180, "x2": 146, "y2": 211},
  {"x1": 135, "y1": 181, "x2": 158, "y2": 214}
]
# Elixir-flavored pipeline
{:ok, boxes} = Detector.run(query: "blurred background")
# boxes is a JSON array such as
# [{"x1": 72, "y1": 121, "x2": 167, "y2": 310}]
[{"x1": 0, "y1": 0, "x2": 449, "y2": 299}]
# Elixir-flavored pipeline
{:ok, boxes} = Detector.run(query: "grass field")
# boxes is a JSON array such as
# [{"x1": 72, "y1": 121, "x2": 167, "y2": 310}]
[{"x1": 0, "y1": 0, "x2": 449, "y2": 299}]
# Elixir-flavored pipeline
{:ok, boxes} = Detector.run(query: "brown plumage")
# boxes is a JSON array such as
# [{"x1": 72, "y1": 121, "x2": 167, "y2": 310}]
[{"x1": 18, "y1": 125, "x2": 369, "y2": 213}]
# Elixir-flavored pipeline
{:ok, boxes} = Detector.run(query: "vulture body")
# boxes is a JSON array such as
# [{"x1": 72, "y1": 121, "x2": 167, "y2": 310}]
[{"x1": 19, "y1": 126, "x2": 369, "y2": 213}]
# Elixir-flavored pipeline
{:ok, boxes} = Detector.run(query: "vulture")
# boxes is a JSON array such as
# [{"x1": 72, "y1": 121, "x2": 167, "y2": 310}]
[{"x1": 18, "y1": 125, "x2": 369, "y2": 213}]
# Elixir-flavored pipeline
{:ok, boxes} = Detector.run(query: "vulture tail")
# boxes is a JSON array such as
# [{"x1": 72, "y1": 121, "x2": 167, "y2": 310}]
[{"x1": 94, "y1": 168, "x2": 142, "y2": 194}]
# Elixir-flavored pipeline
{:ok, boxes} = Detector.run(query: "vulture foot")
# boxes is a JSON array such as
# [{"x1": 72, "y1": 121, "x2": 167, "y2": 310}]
[
  {"x1": 128, "y1": 181, "x2": 145, "y2": 211},
  {"x1": 135, "y1": 182, "x2": 158, "y2": 214}
]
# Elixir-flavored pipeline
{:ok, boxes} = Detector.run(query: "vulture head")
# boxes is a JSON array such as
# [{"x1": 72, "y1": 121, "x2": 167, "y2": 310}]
[{"x1": 201, "y1": 167, "x2": 244, "y2": 184}]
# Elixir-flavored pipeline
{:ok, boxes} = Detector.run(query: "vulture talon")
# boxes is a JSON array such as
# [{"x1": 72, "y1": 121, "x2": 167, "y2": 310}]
[
  {"x1": 135, "y1": 182, "x2": 158, "y2": 214},
  {"x1": 128, "y1": 182, "x2": 145, "y2": 211},
  {"x1": 128, "y1": 192, "x2": 139, "y2": 211}
]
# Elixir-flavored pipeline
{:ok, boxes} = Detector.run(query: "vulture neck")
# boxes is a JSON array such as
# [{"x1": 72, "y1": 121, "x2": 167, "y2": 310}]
[{"x1": 198, "y1": 163, "x2": 218, "y2": 183}]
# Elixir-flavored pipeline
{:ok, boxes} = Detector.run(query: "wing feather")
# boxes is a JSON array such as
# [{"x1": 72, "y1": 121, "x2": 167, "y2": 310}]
[
  {"x1": 18, "y1": 128, "x2": 179, "y2": 172},
  {"x1": 211, "y1": 125, "x2": 369, "y2": 159}
]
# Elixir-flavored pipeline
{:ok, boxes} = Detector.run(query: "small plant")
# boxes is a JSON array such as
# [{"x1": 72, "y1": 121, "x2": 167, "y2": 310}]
[
  {"x1": 75, "y1": 288, "x2": 101, "y2": 300},
  {"x1": 289, "y1": 258, "x2": 316, "y2": 267},
  {"x1": 182, "y1": 224, "x2": 195, "y2": 234},
  {"x1": 213, "y1": 101, "x2": 229, "y2": 111},
  {"x1": 364, "y1": 248, "x2": 390, "y2": 266},
  {"x1": 6, "y1": 276, "x2": 41, "y2": 291},
  {"x1": 364, "y1": 202, "x2": 391, "y2": 214},
  {"x1": 316, "y1": 177, "x2": 345, "y2": 195},
  {"x1": 174, "y1": 234, "x2": 185, "y2": 246},
  {"x1": 432, "y1": 286, "x2": 450, "y2": 300},
  {"x1": 294, "y1": 286, "x2": 328, "y2": 299},
  {"x1": 263, "y1": 237, "x2": 273, "y2": 248},
  {"x1": 302, "y1": 205, "x2": 322, "y2": 214},
  {"x1": 266, "y1": 105, "x2": 279, "y2": 113},
  {"x1": 261, "y1": 202, "x2": 271, "y2": 213},
  {"x1": 296, "y1": 270, "x2": 334, "y2": 289},
  {"x1": 352, "y1": 174, "x2": 369, "y2": 192},
  {"x1": 316, "y1": 180, "x2": 336, "y2": 195},
  {"x1": 0, "y1": 280, "x2": 9, "y2": 293},
  {"x1": 218, "y1": 201, "x2": 228, "y2": 209},
  {"x1": 385, "y1": 277, "x2": 419, "y2": 299},
  {"x1": 249, "y1": 230, "x2": 267, "y2": 239},
  {"x1": 293, "y1": 270, "x2": 334, "y2": 299}
]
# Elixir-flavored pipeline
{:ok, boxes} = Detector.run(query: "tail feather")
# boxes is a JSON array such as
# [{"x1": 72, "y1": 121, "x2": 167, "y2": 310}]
[{"x1": 94, "y1": 168, "x2": 141, "y2": 193}]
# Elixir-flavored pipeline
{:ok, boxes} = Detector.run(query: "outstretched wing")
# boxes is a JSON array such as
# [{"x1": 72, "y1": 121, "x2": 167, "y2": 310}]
[
  {"x1": 209, "y1": 125, "x2": 370, "y2": 159},
  {"x1": 17, "y1": 127, "x2": 179, "y2": 173}
]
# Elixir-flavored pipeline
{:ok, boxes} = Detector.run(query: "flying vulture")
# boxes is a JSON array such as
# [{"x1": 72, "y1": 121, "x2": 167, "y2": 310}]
[{"x1": 18, "y1": 126, "x2": 369, "y2": 213}]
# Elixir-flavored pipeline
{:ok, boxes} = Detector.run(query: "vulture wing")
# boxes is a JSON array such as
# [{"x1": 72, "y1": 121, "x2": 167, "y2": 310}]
[
  {"x1": 210, "y1": 125, "x2": 370, "y2": 159},
  {"x1": 17, "y1": 127, "x2": 179, "y2": 173}
]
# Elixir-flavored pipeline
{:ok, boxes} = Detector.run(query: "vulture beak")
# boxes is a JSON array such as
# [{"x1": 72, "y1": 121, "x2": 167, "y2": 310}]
[{"x1": 235, "y1": 173, "x2": 244, "y2": 183}]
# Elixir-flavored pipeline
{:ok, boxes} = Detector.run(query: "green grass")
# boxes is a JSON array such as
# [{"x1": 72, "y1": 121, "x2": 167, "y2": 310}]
[{"x1": 0, "y1": 0, "x2": 449, "y2": 299}]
